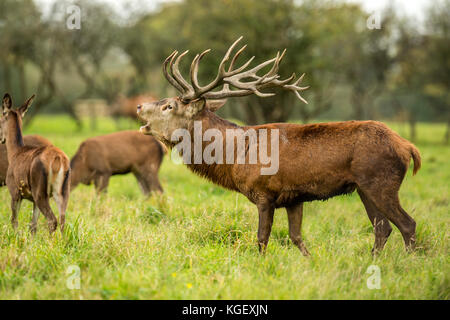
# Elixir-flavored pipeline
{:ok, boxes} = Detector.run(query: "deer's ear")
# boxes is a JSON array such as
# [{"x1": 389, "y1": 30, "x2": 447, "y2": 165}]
[
  {"x1": 2, "y1": 94, "x2": 12, "y2": 113},
  {"x1": 206, "y1": 99, "x2": 227, "y2": 112},
  {"x1": 186, "y1": 99, "x2": 206, "y2": 118},
  {"x1": 18, "y1": 94, "x2": 35, "y2": 117}
]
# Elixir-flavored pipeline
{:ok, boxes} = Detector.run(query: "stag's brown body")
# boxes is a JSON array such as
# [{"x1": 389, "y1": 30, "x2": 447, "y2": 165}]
[
  {"x1": 70, "y1": 130, "x2": 164, "y2": 195},
  {"x1": 1, "y1": 94, "x2": 70, "y2": 233},
  {"x1": 186, "y1": 114, "x2": 420, "y2": 207},
  {"x1": 0, "y1": 135, "x2": 51, "y2": 185},
  {"x1": 138, "y1": 37, "x2": 421, "y2": 255}
]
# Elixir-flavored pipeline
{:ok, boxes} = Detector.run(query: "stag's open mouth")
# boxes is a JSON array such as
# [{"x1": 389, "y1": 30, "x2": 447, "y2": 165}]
[{"x1": 140, "y1": 123, "x2": 152, "y2": 134}]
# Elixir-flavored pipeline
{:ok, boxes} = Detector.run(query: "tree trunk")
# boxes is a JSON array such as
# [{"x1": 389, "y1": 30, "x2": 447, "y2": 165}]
[
  {"x1": 18, "y1": 61, "x2": 27, "y2": 101},
  {"x1": 244, "y1": 100, "x2": 260, "y2": 125},
  {"x1": 3, "y1": 64, "x2": 12, "y2": 93},
  {"x1": 351, "y1": 90, "x2": 365, "y2": 120}
]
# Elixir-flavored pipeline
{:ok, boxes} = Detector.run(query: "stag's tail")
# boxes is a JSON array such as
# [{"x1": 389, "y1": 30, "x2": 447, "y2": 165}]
[{"x1": 409, "y1": 144, "x2": 421, "y2": 175}]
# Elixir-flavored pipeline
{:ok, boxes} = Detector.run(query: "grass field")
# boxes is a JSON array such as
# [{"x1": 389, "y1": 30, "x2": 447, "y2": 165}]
[{"x1": 0, "y1": 116, "x2": 448, "y2": 299}]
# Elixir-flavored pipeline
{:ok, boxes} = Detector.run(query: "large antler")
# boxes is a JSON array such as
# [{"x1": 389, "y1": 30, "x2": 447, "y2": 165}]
[{"x1": 162, "y1": 36, "x2": 309, "y2": 104}]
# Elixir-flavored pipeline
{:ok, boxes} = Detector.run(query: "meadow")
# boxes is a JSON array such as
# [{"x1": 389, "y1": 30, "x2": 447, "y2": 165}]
[{"x1": 0, "y1": 116, "x2": 448, "y2": 299}]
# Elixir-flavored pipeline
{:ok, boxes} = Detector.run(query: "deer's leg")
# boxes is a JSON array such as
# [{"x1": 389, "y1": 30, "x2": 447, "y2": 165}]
[
  {"x1": 135, "y1": 168, "x2": 163, "y2": 196},
  {"x1": 10, "y1": 197, "x2": 22, "y2": 230},
  {"x1": 58, "y1": 172, "x2": 70, "y2": 233},
  {"x1": 286, "y1": 202, "x2": 310, "y2": 256},
  {"x1": 35, "y1": 196, "x2": 58, "y2": 234},
  {"x1": 94, "y1": 174, "x2": 110, "y2": 194},
  {"x1": 54, "y1": 190, "x2": 69, "y2": 233},
  {"x1": 30, "y1": 203, "x2": 40, "y2": 234},
  {"x1": 133, "y1": 171, "x2": 150, "y2": 196},
  {"x1": 30, "y1": 162, "x2": 57, "y2": 233},
  {"x1": 147, "y1": 171, "x2": 163, "y2": 194},
  {"x1": 357, "y1": 189, "x2": 392, "y2": 254},
  {"x1": 359, "y1": 186, "x2": 416, "y2": 251},
  {"x1": 256, "y1": 203, "x2": 275, "y2": 253},
  {"x1": 55, "y1": 195, "x2": 68, "y2": 233}
]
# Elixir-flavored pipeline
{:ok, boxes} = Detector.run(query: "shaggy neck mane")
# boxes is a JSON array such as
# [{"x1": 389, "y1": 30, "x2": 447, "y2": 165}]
[{"x1": 184, "y1": 110, "x2": 240, "y2": 192}]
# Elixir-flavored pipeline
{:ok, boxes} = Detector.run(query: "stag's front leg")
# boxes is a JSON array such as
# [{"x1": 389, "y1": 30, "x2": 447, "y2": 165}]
[
  {"x1": 286, "y1": 202, "x2": 310, "y2": 256},
  {"x1": 256, "y1": 203, "x2": 274, "y2": 253}
]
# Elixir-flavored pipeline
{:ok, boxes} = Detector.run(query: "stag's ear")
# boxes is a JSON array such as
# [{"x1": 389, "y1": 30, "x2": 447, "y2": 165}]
[
  {"x1": 186, "y1": 99, "x2": 206, "y2": 118},
  {"x1": 205, "y1": 99, "x2": 227, "y2": 112},
  {"x1": 18, "y1": 94, "x2": 35, "y2": 117},
  {"x1": 2, "y1": 93, "x2": 12, "y2": 113}
]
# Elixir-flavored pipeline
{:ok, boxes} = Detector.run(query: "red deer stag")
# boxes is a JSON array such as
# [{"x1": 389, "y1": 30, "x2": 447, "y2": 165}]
[
  {"x1": 137, "y1": 37, "x2": 421, "y2": 255},
  {"x1": 1, "y1": 135, "x2": 51, "y2": 186},
  {"x1": 1, "y1": 94, "x2": 70, "y2": 233},
  {"x1": 70, "y1": 131, "x2": 164, "y2": 195}
]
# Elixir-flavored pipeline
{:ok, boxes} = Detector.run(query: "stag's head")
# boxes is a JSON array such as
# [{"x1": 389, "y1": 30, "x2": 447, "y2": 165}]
[
  {"x1": 0, "y1": 93, "x2": 34, "y2": 144},
  {"x1": 137, "y1": 37, "x2": 309, "y2": 143}
]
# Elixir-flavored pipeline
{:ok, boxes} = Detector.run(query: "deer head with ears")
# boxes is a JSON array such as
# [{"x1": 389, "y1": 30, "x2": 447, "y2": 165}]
[{"x1": 1, "y1": 94, "x2": 35, "y2": 144}]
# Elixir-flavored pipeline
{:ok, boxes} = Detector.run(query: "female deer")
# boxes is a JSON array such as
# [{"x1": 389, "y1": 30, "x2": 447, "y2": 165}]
[{"x1": 1, "y1": 94, "x2": 70, "y2": 233}]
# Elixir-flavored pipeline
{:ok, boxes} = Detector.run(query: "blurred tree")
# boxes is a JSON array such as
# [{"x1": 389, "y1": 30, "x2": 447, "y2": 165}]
[
  {"x1": 389, "y1": 0, "x2": 449, "y2": 143},
  {"x1": 1, "y1": 0, "x2": 447, "y2": 133},
  {"x1": 0, "y1": 0, "x2": 53, "y2": 108},
  {"x1": 422, "y1": 0, "x2": 450, "y2": 143},
  {"x1": 338, "y1": 6, "x2": 397, "y2": 120}
]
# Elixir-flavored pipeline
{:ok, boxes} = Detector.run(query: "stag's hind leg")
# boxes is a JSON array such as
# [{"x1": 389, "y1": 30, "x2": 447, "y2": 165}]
[
  {"x1": 357, "y1": 189, "x2": 392, "y2": 254},
  {"x1": 358, "y1": 184, "x2": 416, "y2": 251},
  {"x1": 286, "y1": 202, "x2": 310, "y2": 256}
]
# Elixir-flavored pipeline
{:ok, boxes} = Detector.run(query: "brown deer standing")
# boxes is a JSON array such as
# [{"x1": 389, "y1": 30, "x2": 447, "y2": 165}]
[
  {"x1": 137, "y1": 37, "x2": 421, "y2": 255},
  {"x1": 70, "y1": 131, "x2": 164, "y2": 195},
  {"x1": 111, "y1": 94, "x2": 158, "y2": 127},
  {"x1": 1, "y1": 94, "x2": 71, "y2": 233},
  {"x1": 0, "y1": 135, "x2": 51, "y2": 186}
]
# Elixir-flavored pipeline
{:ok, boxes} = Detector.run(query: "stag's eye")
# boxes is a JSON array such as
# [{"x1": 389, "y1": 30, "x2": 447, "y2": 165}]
[{"x1": 162, "y1": 104, "x2": 173, "y2": 111}]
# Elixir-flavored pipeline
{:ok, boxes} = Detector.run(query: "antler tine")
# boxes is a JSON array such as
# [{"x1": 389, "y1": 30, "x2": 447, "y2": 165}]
[
  {"x1": 222, "y1": 45, "x2": 248, "y2": 92},
  {"x1": 171, "y1": 50, "x2": 194, "y2": 95},
  {"x1": 283, "y1": 73, "x2": 309, "y2": 104},
  {"x1": 163, "y1": 51, "x2": 184, "y2": 93},
  {"x1": 190, "y1": 49, "x2": 211, "y2": 93},
  {"x1": 228, "y1": 45, "x2": 246, "y2": 72},
  {"x1": 230, "y1": 56, "x2": 278, "y2": 80},
  {"x1": 226, "y1": 44, "x2": 256, "y2": 76},
  {"x1": 255, "y1": 49, "x2": 286, "y2": 83},
  {"x1": 218, "y1": 36, "x2": 244, "y2": 74},
  {"x1": 187, "y1": 37, "x2": 247, "y2": 98}
]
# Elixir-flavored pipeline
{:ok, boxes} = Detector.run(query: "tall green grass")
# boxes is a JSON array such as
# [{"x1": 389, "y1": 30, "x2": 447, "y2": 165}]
[{"x1": 0, "y1": 116, "x2": 448, "y2": 299}]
